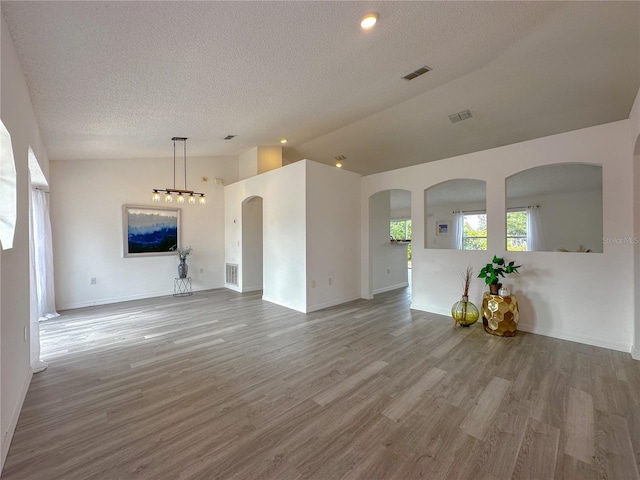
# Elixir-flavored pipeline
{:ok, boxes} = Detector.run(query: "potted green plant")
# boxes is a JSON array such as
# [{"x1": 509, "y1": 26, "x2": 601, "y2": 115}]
[{"x1": 478, "y1": 255, "x2": 521, "y2": 295}]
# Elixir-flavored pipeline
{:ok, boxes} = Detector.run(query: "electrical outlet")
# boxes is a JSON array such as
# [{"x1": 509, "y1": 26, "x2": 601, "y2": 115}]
[
  {"x1": 387, "y1": 268, "x2": 390, "y2": 274},
  {"x1": 311, "y1": 280, "x2": 316, "y2": 288},
  {"x1": 199, "y1": 268, "x2": 204, "y2": 274},
  {"x1": 90, "y1": 277, "x2": 97, "y2": 285},
  {"x1": 328, "y1": 278, "x2": 332, "y2": 285}
]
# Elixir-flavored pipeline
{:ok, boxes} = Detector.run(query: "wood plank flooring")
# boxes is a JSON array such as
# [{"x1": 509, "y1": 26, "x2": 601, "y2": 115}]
[{"x1": 3, "y1": 287, "x2": 639, "y2": 479}]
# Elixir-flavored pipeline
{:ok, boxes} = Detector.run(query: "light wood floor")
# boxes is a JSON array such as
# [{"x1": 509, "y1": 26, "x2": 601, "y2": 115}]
[{"x1": 3, "y1": 287, "x2": 639, "y2": 480}]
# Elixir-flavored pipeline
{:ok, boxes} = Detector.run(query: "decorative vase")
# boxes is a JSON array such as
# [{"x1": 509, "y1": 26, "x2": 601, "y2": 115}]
[
  {"x1": 451, "y1": 295, "x2": 480, "y2": 327},
  {"x1": 489, "y1": 283, "x2": 502, "y2": 295},
  {"x1": 178, "y1": 258, "x2": 188, "y2": 278}
]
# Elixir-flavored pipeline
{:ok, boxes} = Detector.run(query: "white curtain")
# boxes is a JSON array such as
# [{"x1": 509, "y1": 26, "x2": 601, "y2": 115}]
[
  {"x1": 29, "y1": 188, "x2": 59, "y2": 372},
  {"x1": 452, "y1": 211, "x2": 464, "y2": 250},
  {"x1": 526, "y1": 205, "x2": 546, "y2": 251}
]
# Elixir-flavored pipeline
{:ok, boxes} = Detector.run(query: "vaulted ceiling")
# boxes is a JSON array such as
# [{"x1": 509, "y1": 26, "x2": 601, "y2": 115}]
[{"x1": 2, "y1": 1, "x2": 639, "y2": 176}]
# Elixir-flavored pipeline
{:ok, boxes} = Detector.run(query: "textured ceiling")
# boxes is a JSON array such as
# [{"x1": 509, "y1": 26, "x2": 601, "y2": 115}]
[{"x1": 2, "y1": 1, "x2": 639, "y2": 175}]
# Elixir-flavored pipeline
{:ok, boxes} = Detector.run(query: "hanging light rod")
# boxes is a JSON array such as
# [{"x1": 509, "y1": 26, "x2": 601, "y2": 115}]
[{"x1": 152, "y1": 137, "x2": 206, "y2": 205}]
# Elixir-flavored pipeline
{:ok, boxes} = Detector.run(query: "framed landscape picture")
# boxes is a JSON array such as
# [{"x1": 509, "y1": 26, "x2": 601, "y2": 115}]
[
  {"x1": 436, "y1": 220, "x2": 450, "y2": 236},
  {"x1": 123, "y1": 205, "x2": 180, "y2": 257}
]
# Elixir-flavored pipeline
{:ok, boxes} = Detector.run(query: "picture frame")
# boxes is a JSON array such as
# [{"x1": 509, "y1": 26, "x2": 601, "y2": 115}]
[
  {"x1": 436, "y1": 220, "x2": 450, "y2": 236},
  {"x1": 123, "y1": 205, "x2": 180, "y2": 257}
]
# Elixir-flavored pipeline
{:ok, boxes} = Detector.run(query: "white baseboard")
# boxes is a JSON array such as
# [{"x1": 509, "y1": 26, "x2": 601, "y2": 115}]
[
  {"x1": 1, "y1": 370, "x2": 33, "y2": 472},
  {"x1": 629, "y1": 344, "x2": 639, "y2": 360},
  {"x1": 241, "y1": 286, "x2": 263, "y2": 293},
  {"x1": 409, "y1": 303, "x2": 634, "y2": 354},
  {"x1": 410, "y1": 303, "x2": 449, "y2": 317},
  {"x1": 306, "y1": 295, "x2": 361, "y2": 313},
  {"x1": 373, "y1": 282, "x2": 409, "y2": 295},
  {"x1": 518, "y1": 323, "x2": 632, "y2": 354},
  {"x1": 58, "y1": 284, "x2": 225, "y2": 310},
  {"x1": 225, "y1": 284, "x2": 242, "y2": 293}
]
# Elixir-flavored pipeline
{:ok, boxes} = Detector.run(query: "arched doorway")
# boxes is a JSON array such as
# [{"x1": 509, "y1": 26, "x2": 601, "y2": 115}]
[
  {"x1": 241, "y1": 196, "x2": 263, "y2": 292},
  {"x1": 369, "y1": 189, "x2": 412, "y2": 297}
]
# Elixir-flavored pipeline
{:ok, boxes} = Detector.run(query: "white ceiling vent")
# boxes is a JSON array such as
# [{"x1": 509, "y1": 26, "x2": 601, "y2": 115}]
[
  {"x1": 223, "y1": 135, "x2": 236, "y2": 140},
  {"x1": 449, "y1": 110, "x2": 473, "y2": 123},
  {"x1": 402, "y1": 66, "x2": 431, "y2": 81},
  {"x1": 334, "y1": 155, "x2": 346, "y2": 161}
]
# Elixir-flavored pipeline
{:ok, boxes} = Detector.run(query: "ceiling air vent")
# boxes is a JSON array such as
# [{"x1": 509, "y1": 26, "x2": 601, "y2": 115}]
[
  {"x1": 223, "y1": 135, "x2": 237, "y2": 140},
  {"x1": 402, "y1": 65, "x2": 431, "y2": 81},
  {"x1": 448, "y1": 110, "x2": 473, "y2": 124},
  {"x1": 334, "y1": 155, "x2": 346, "y2": 161}
]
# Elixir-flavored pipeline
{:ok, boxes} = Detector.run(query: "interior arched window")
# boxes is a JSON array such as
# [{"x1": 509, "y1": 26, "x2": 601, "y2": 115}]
[
  {"x1": 506, "y1": 164, "x2": 603, "y2": 253},
  {"x1": 424, "y1": 179, "x2": 487, "y2": 250}
]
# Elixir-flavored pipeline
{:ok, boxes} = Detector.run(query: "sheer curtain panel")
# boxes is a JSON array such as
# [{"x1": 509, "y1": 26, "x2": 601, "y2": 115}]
[
  {"x1": 452, "y1": 211, "x2": 464, "y2": 250},
  {"x1": 30, "y1": 188, "x2": 59, "y2": 372},
  {"x1": 526, "y1": 205, "x2": 547, "y2": 251}
]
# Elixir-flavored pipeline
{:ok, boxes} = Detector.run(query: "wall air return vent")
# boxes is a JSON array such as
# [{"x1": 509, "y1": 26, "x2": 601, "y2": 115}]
[
  {"x1": 448, "y1": 110, "x2": 473, "y2": 124},
  {"x1": 226, "y1": 263, "x2": 238, "y2": 286},
  {"x1": 402, "y1": 65, "x2": 431, "y2": 81}
]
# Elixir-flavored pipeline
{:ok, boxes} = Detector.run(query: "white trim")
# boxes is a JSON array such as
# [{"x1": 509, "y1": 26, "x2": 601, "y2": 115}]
[
  {"x1": 410, "y1": 304, "x2": 634, "y2": 354},
  {"x1": 517, "y1": 323, "x2": 632, "y2": 353},
  {"x1": 225, "y1": 283, "x2": 242, "y2": 293},
  {"x1": 305, "y1": 295, "x2": 361, "y2": 313},
  {"x1": 373, "y1": 282, "x2": 409, "y2": 295},
  {"x1": 57, "y1": 285, "x2": 225, "y2": 310},
  {"x1": 241, "y1": 285, "x2": 263, "y2": 293},
  {"x1": 1, "y1": 370, "x2": 32, "y2": 471},
  {"x1": 410, "y1": 303, "x2": 450, "y2": 316},
  {"x1": 629, "y1": 344, "x2": 639, "y2": 360}
]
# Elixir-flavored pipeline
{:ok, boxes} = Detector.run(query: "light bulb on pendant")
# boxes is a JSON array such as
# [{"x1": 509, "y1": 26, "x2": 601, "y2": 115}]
[
  {"x1": 177, "y1": 193, "x2": 185, "y2": 204},
  {"x1": 199, "y1": 194, "x2": 206, "y2": 205},
  {"x1": 152, "y1": 190, "x2": 161, "y2": 202},
  {"x1": 165, "y1": 192, "x2": 173, "y2": 203},
  {"x1": 188, "y1": 194, "x2": 196, "y2": 205}
]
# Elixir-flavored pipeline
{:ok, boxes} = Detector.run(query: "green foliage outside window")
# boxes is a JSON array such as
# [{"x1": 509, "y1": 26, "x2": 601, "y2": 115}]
[
  {"x1": 390, "y1": 219, "x2": 412, "y2": 263},
  {"x1": 463, "y1": 214, "x2": 487, "y2": 250},
  {"x1": 507, "y1": 211, "x2": 527, "y2": 251}
]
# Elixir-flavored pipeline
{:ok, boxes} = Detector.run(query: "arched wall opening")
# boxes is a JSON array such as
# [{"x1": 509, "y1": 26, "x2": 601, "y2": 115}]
[
  {"x1": 241, "y1": 195, "x2": 263, "y2": 292},
  {"x1": 369, "y1": 189, "x2": 412, "y2": 297}
]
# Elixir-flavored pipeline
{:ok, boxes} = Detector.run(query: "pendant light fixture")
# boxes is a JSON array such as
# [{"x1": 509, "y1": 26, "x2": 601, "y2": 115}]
[{"x1": 152, "y1": 137, "x2": 205, "y2": 205}]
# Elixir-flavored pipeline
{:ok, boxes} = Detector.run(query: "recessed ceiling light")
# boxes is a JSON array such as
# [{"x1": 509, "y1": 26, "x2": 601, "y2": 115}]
[
  {"x1": 336, "y1": 162, "x2": 343, "y2": 168},
  {"x1": 280, "y1": 139, "x2": 288, "y2": 144},
  {"x1": 360, "y1": 13, "x2": 378, "y2": 29}
]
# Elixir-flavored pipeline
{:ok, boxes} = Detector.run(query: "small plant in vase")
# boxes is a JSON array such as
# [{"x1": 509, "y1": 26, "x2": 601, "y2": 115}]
[
  {"x1": 172, "y1": 245, "x2": 192, "y2": 279},
  {"x1": 478, "y1": 255, "x2": 521, "y2": 295},
  {"x1": 451, "y1": 265, "x2": 480, "y2": 327}
]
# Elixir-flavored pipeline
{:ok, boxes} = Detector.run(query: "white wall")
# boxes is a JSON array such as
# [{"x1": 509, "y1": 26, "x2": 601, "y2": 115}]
[
  {"x1": 257, "y1": 147, "x2": 283, "y2": 175},
  {"x1": 225, "y1": 160, "x2": 361, "y2": 313},
  {"x1": 50, "y1": 156, "x2": 237, "y2": 309},
  {"x1": 370, "y1": 191, "x2": 409, "y2": 294},
  {"x1": 362, "y1": 120, "x2": 635, "y2": 353},
  {"x1": 238, "y1": 146, "x2": 283, "y2": 180},
  {"x1": 0, "y1": 13, "x2": 49, "y2": 469},
  {"x1": 241, "y1": 196, "x2": 263, "y2": 291},
  {"x1": 225, "y1": 161, "x2": 307, "y2": 311},
  {"x1": 239, "y1": 147, "x2": 258, "y2": 181},
  {"x1": 630, "y1": 87, "x2": 640, "y2": 360},
  {"x1": 305, "y1": 161, "x2": 361, "y2": 311}
]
